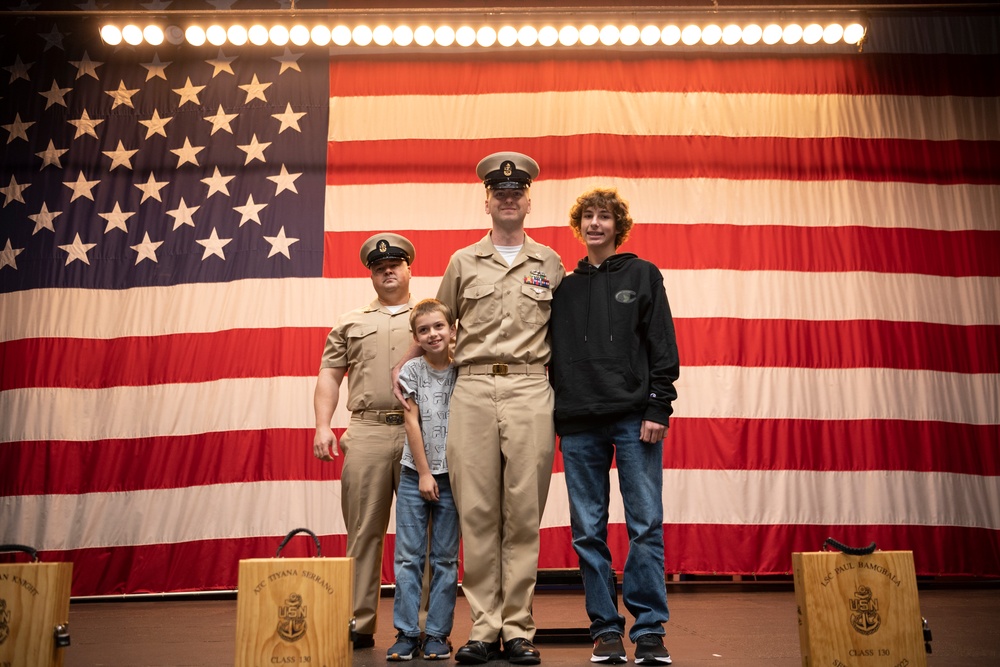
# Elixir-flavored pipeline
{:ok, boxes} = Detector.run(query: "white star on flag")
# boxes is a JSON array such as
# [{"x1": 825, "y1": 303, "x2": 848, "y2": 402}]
[
  {"x1": 130, "y1": 232, "x2": 163, "y2": 265},
  {"x1": 267, "y1": 164, "x2": 301, "y2": 195},
  {"x1": 139, "y1": 109, "x2": 172, "y2": 139},
  {"x1": 272, "y1": 103, "x2": 305, "y2": 133},
  {"x1": 68, "y1": 109, "x2": 103, "y2": 139},
  {"x1": 36, "y1": 140, "x2": 68, "y2": 169},
  {"x1": 58, "y1": 233, "x2": 97, "y2": 265},
  {"x1": 105, "y1": 80, "x2": 140, "y2": 109},
  {"x1": 170, "y1": 137, "x2": 205, "y2": 167},
  {"x1": 3, "y1": 113, "x2": 35, "y2": 143},
  {"x1": 206, "y1": 49, "x2": 238, "y2": 77},
  {"x1": 239, "y1": 74, "x2": 271, "y2": 103},
  {"x1": 201, "y1": 167, "x2": 234, "y2": 198},
  {"x1": 272, "y1": 48, "x2": 303, "y2": 74},
  {"x1": 38, "y1": 24, "x2": 66, "y2": 51},
  {"x1": 1, "y1": 176, "x2": 29, "y2": 207},
  {"x1": 98, "y1": 202, "x2": 136, "y2": 233},
  {"x1": 172, "y1": 77, "x2": 205, "y2": 106},
  {"x1": 3, "y1": 55, "x2": 33, "y2": 82},
  {"x1": 29, "y1": 202, "x2": 61, "y2": 234},
  {"x1": 102, "y1": 140, "x2": 138, "y2": 170},
  {"x1": 233, "y1": 193, "x2": 267, "y2": 226},
  {"x1": 263, "y1": 226, "x2": 299, "y2": 259},
  {"x1": 167, "y1": 197, "x2": 199, "y2": 229},
  {"x1": 69, "y1": 51, "x2": 102, "y2": 80},
  {"x1": 196, "y1": 228, "x2": 232, "y2": 260},
  {"x1": 237, "y1": 134, "x2": 270, "y2": 164},
  {"x1": 39, "y1": 80, "x2": 72, "y2": 109},
  {"x1": 203, "y1": 104, "x2": 238, "y2": 135},
  {"x1": 134, "y1": 172, "x2": 169, "y2": 203},
  {"x1": 63, "y1": 172, "x2": 99, "y2": 202},
  {"x1": 141, "y1": 53, "x2": 171, "y2": 81},
  {"x1": 0, "y1": 239, "x2": 24, "y2": 270}
]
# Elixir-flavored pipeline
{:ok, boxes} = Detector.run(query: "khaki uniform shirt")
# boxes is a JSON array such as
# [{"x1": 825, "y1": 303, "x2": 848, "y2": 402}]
[
  {"x1": 320, "y1": 298, "x2": 414, "y2": 411},
  {"x1": 436, "y1": 232, "x2": 565, "y2": 366}
]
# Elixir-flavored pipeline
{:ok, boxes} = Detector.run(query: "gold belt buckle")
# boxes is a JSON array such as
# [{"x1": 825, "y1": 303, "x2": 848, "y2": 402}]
[
  {"x1": 384, "y1": 412, "x2": 404, "y2": 425},
  {"x1": 490, "y1": 363, "x2": 508, "y2": 376}
]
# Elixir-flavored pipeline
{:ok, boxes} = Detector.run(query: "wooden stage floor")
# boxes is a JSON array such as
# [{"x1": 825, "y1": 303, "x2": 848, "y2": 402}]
[{"x1": 64, "y1": 583, "x2": 999, "y2": 666}]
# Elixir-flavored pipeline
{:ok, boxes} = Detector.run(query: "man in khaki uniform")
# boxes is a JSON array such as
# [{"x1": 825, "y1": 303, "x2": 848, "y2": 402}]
[
  {"x1": 314, "y1": 232, "x2": 416, "y2": 649},
  {"x1": 437, "y1": 152, "x2": 566, "y2": 665}
]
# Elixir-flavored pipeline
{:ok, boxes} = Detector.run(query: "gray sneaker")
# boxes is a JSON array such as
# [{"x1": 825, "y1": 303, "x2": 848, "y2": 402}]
[
  {"x1": 591, "y1": 632, "x2": 626, "y2": 663},
  {"x1": 634, "y1": 634, "x2": 671, "y2": 664}
]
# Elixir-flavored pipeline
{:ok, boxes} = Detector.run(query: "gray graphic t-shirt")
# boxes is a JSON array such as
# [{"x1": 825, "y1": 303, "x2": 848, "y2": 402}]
[{"x1": 398, "y1": 356, "x2": 456, "y2": 474}]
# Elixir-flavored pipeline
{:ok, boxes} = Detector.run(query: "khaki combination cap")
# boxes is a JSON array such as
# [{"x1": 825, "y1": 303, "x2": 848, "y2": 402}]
[
  {"x1": 476, "y1": 151, "x2": 539, "y2": 190},
  {"x1": 359, "y1": 232, "x2": 415, "y2": 268}
]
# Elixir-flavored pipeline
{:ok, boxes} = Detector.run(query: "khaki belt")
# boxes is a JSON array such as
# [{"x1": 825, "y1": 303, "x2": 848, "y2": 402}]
[
  {"x1": 458, "y1": 363, "x2": 547, "y2": 377},
  {"x1": 353, "y1": 409, "x2": 405, "y2": 425}
]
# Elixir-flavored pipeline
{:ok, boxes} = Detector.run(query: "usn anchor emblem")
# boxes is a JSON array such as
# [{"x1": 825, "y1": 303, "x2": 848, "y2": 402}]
[
  {"x1": 277, "y1": 593, "x2": 307, "y2": 642},
  {"x1": 849, "y1": 585, "x2": 881, "y2": 636}
]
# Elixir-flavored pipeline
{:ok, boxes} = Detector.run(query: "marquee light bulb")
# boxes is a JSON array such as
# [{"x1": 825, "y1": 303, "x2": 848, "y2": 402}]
[
  {"x1": 803, "y1": 23, "x2": 824, "y2": 44},
  {"x1": 456, "y1": 26, "x2": 476, "y2": 47},
  {"x1": 599, "y1": 24, "x2": 620, "y2": 46},
  {"x1": 762, "y1": 24, "x2": 783, "y2": 45},
  {"x1": 722, "y1": 24, "x2": 742, "y2": 45},
  {"x1": 144, "y1": 25, "x2": 165, "y2": 45},
  {"x1": 579, "y1": 25, "x2": 600, "y2": 46},
  {"x1": 311, "y1": 25, "x2": 332, "y2": 46},
  {"x1": 498, "y1": 26, "x2": 518, "y2": 47},
  {"x1": 414, "y1": 25, "x2": 435, "y2": 46},
  {"x1": 373, "y1": 25, "x2": 393, "y2": 46},
  {"x1": 742, "y1": 24, "x2": 763, "y2": 45},
  {"x1": 620, "y1": 25, "x2": 640, "y2": 46},
  {"x1": 823, "y1": 24, "x2": 844, "y2": 44},
  {"x1": 352, "y1": 25, "x2": 373, "y2": 46},
  {"x1": 559, "y1": 25, "x2": 579, "y2": 46},
  {"x1": 248, "y1": 24, "x2": 269, "y2": 45},
  {"x1": 206, "y1": 24, "x2": 226, "y2": 46},
  {"x1": 332, "y1": 25, "x2": 351, "y2": 46},
  {"x1": 435, "y1": 26, "x2": 456, "y2": 46},
  {"x1": 122, "y1": 24, "x2": 143, "y2": 45},
  {"x1": 640, "y1": 25, "x2": 661, "y2": 46},
  {"x1": 538, "y1": 26, "x2": 558, "y2": 46},
  {"x1": 185, "y1": 26, "x2": 206, "y2": 46},
  {"x1": 227, "y1": 25, "x2": 248, "y2": 46},
  {"x1": 681, "y1": 25, "x2": 701, "y2": 45},
  {"x1": 701, "y1": 24, "x2": 722, "y2": 45},
  {"x1": 476, "y1": 26, "x2": 497, "y2": 47},
  {"x1": 100, "y1": 24, "x2": 122, "y2": 45},
  {"x1": 269, "y1": 25, "x2": 289, "y2": 46},
  {"x1": 393, "y1": 25, "x2": 414, "y2": 46},
  {"x1": 661, "y1": 25, "x2": 681, "y2": 45},
  {"x1": 844, "y1": 23, "x2": 865, "y2": 44},
  {"x1": 517, "y1": 26, "x2": 538, "y2": 46},
  {"x1": 783, "y1": 24, "x2": 804, "y2": 45}
]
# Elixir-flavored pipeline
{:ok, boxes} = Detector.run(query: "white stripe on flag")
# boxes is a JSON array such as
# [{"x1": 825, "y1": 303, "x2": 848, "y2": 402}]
[
  {"x1": 329, "y1": 91, "x2": 1000, "y2": 142},
  {"x1": 326, "y1": 180, "x2": 1000, "y2": 232}
]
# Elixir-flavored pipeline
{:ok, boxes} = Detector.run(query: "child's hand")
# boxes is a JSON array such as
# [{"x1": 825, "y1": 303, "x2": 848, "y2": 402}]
[{"x1": 418, "y1": 473, "x2": 440, "y2": 501}]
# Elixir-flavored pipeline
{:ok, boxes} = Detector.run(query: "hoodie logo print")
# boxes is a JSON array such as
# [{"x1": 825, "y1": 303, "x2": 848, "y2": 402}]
[{"x1": 615, "y1": 290, "x2": 637, "y2": 304}]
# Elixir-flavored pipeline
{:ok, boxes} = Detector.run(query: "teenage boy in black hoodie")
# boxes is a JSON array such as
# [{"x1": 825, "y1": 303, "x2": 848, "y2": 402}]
[{"x1": 549, "y1": 188, "x2": 680, "y2": 665}]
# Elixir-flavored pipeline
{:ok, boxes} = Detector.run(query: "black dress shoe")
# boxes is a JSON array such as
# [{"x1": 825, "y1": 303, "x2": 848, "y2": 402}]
[
  {"x1": 352, "y1": 632, "x2": 375, "y2": 649},
  {"x1": 504, "y1": 637, "x2": 541, "y2": 665},
  {"x1": 455, "y1": 639, "x2": 502, "y2": 664}
]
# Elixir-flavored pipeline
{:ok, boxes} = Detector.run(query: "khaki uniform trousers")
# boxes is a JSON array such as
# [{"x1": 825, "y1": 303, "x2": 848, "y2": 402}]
[
  {"x1": 446, "y1": 373, "x2": 556, "y2": 642},
  {"x1": 339, "y1": 416, "x2": 405, "y2": 634}
]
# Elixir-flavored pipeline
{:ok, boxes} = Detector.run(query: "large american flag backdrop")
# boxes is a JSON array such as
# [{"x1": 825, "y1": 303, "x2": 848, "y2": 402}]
[{"x1": 1, "y1": 4, "x2": 998, "y2": 596}]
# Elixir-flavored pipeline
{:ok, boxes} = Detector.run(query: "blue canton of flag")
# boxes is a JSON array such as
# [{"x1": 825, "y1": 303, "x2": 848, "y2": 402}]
[{"x1": 0, "y1": 7, "x2": 328, "y2": 293}]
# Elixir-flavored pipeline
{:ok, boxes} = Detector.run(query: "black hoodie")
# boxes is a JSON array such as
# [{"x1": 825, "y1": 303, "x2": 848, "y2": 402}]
[{"x1": 549, "y1": 252, "x2": 679, "y2": 436}]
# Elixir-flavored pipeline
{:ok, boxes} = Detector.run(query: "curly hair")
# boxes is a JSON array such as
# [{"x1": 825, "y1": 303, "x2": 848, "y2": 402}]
[{"x1": 568, "y1": 188, "x2": 634, "y2": 249}]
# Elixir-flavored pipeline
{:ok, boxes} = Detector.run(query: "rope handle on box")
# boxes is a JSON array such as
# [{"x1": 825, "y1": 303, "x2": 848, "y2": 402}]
[
  {"x1": 823, "y1": 537, "x2": 877, "y2": 556},
  {"x1": 275, "y1": 528, "x2": 322, "y2": 558},
  {"x1": 0, "y1": 544, "x2": 40, "y2": 561}
]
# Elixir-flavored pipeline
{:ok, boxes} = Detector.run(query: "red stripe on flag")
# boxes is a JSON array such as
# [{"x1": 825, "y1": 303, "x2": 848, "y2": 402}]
[
  {"x1": 8, "y1": 420, "x2": 996, "y2": 497},
  {"x1": 330, "y1": 54, "x2": 1000, "y2": 96},
  {"x1": 327, "y1": 137, "x2": 1000, "y2": 185}
]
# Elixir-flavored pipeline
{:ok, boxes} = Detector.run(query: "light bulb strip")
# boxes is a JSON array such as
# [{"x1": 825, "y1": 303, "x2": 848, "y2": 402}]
[{"x1": 99, "y1": 20, "x2": 868, "y2": 49}]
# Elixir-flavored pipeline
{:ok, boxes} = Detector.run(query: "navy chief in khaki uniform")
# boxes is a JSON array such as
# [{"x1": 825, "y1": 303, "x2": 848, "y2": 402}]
[
  {"x1": 437, "y1": 153, "x2": 566, "y2": 664},
  {"x1": 314, "y1": 233, "x2": 416, "y2": 648}
]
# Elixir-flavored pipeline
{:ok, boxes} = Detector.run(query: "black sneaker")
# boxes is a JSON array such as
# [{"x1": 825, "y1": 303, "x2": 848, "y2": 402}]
[
  {"x1": 634, "y1": 634, "x2": 671, "y2": 664},
  {"x1": 591, "y1": 632, "x2": 626, "y2": 663}
]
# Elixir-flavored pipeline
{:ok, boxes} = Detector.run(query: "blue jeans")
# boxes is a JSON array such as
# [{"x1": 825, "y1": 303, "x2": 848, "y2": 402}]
[
  {"x1": 392, "y1": 467, "x2": 460, "y2": 638},
  {"x1": 560, "y1": 414, "x2": 669, "y2": 642}
]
